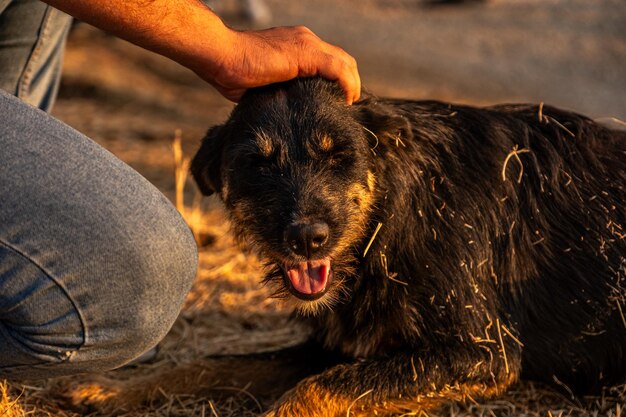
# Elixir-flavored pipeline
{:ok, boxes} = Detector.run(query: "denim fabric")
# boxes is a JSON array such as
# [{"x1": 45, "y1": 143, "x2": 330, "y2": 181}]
[
  {"x1": 0, "y1": 0, "x2": 72, "y2": 112},
  {"x1": 0, "y1": 90, "x2": 198, "y2": 380}
]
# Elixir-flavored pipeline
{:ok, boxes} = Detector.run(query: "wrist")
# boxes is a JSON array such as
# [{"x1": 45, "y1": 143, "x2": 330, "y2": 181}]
[{"x1": 161, "y1": 3, "x2": 237, "y2": 82}]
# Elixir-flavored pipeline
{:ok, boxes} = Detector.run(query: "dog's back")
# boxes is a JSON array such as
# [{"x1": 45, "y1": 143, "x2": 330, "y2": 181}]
[
  {"x1": 56, "y1": 79, "x2": 625, "y2": 416},
  {"x1": 155, "y1": 79, "x2": 626, "y2": 415},
  {"x1": 322, "y1": 94, "x2": 626, "y2": 392}
]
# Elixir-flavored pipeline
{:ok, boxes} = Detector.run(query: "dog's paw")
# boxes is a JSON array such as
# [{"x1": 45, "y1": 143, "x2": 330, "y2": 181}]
[
  {"x1": 263, "y1": 380, "x2": 354, "y2": 417},
  {"x1": 47, "y1": 375, "x2": 141, "y2": 414}
]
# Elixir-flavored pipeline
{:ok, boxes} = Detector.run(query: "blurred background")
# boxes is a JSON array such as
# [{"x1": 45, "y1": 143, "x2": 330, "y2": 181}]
[
  {"x1": 52, "y1": 0, "x2": 626, "y2": 196},
  {"x1": 7, "y1": 0, "x2": 624, "y2": 415}
]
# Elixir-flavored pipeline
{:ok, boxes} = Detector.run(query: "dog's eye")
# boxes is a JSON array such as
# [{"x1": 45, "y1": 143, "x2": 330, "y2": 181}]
[
  {"x1": 322, "y1": 139, "x2": 355, "y2": 163},
  {"x1": 327, "y1": 151, "x2": 355, "y2": 169},
  {"x1": 239, "y1": 153, "x2": 276, "y2": 176},
  {"x1": 240, "y1": 153, "x2": 267, "y2": 167}
]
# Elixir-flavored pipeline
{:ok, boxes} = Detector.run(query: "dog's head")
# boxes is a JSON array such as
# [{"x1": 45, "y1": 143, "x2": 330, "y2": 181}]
[{"x1": 191, "y1": 78, "x2": 411, "y2": 314}]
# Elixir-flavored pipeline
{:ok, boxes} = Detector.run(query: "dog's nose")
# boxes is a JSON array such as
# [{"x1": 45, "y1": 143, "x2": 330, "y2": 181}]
[{"x1": 285, "y1": 222, "x2": 329, "y2": 257}]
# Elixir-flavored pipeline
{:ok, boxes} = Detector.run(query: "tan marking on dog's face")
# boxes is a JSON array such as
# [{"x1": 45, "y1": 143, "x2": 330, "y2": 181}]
[
  {"x1": 348, "y1": 175, "x2": 375, "y2": 216},
  {"x1": 331, "y1": 175, "x2": 376, "y2": 256},
  {"x1": 367, "y1": 170, "x2": 376, "y2": 193},
  {"x1": 319, "y1": 134, "x2": 334, "y2": 152},
  {"x1": 256, "y1": 131, "x2": 274, "y2": 158}
]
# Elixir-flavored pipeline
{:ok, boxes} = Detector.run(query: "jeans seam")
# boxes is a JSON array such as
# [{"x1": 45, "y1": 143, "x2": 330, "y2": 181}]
[
  {"x1": 0, "y1": 321, "x2": 74, "y2": 371},
  {"x1": 0, "y1": 238, "x2": 87, "y2": 358},
  {"x1": 17, "y1": 5, "x2": 53, "y2": 99}
]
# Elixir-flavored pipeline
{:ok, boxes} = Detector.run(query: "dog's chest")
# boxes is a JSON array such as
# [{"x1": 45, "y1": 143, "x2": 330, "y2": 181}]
[{"x1": 316, "y1": 290, "x2": 416, "y2": 358}]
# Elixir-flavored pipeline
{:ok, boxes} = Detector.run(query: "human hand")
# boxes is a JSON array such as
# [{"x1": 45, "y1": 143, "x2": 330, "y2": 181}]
[
  {"x1": 196, "y1": 26, "x2": 361, "y2": 104},
  {"x1": 39, "y1": 0, "x2": 359, "y2": 104}
]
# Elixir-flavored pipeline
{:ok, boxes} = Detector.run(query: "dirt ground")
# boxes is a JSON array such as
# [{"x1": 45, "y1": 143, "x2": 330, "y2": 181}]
[{"x1": 1, "y1": 0, "x2": 625, "y2": 415}]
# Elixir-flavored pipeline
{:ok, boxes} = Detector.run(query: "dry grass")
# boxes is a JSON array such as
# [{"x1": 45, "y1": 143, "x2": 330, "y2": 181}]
[
  {"x1": 0, "y1": 134, "x2": 304, "y2": 416},
  {"x1": 0, "y1": 136, "x2": 623, "y2": 416}
]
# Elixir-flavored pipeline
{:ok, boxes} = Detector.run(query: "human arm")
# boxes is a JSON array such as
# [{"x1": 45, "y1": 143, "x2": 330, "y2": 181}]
[{"x1": 41, "y1": 0, "x2": 361, "y2": 103}]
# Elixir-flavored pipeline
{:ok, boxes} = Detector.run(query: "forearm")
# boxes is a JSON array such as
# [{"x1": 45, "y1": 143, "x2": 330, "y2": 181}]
[
  {"x1": 41, "y1": 0, "x2": 360, "y2": 103},
  {"x1": 41, "y1": 0, "x2": 232, "y2": 79}
]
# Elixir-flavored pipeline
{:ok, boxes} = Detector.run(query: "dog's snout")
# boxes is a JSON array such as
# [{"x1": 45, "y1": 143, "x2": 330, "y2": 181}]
[{"x1": 285, "y1": 222, "x2": 329, "y2": 257}]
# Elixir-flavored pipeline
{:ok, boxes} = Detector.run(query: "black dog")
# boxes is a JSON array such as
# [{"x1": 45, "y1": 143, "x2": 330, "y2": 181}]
[{"x1": 189, "y1": 77, "x2": 625, "y2": 416}]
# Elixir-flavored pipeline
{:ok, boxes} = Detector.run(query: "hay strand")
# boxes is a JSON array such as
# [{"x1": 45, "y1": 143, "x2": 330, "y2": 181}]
[
  {"x1": 172, "y1": 129, "x2": 190, "y2": 215},
  {"x1": 496, "y1": 318, "x2": 510, "y2": 375},
  {"x1": 363, "y1": 127, "x2": 379, "y2": 155},
  {"x1": 346, "y1": 389, "x2": 373, "y2": 416},
  {"x1": 545, "y1": 115, "x2": 576, "y2": 138},
  {"x1": 501, "y1": 324, "x2": 524, "y2": 347},
  {"x1": 363, "y1": 222, "x2": 383, "y2": 257},
  {"x1": 615, "y1": 299, "x2": 626, "y2": 330},
  {"x1": 502, "y1": 146, "x2": 531, "y2": 183}
]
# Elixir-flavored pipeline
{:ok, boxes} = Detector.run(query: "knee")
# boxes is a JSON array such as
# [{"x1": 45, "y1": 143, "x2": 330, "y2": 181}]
[
  {"x1": 96, "y1": 205, "x2": 198, "y2": 369},
  {"x1": 0, "y1": 203, "x2": 198, "y2": 379}
]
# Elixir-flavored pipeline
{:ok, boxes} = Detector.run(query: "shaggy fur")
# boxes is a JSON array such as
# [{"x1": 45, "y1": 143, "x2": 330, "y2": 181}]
[
  {"x1": 190, "y1": 78, "x2": 625, "y2": 415},
  {"x1": 58, "y1": 78, "x2": 625, "y2": 416}
]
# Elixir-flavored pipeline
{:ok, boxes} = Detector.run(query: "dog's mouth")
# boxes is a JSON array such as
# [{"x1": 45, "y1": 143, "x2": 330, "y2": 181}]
[{"x1": 282, "y1": 257, "x2": 332, "y2": 301}]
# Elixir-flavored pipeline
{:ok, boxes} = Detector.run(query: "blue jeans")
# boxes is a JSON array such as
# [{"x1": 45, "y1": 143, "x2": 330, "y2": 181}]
[
  {"x1": 0, "y1": 0, "x2": 72, "y2": 111},
  {"x1": 0, "y1": 89, "x2": 198, "y2": 380},
  {"x1": 0, "y1": 3, "x2": 198, "y2": 380}
]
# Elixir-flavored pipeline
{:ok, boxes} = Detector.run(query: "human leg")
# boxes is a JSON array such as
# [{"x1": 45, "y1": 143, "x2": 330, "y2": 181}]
[
  {"x1": 0, "y1": 0, "x2": 72, "y2": 112},
  {"x1": 0, "y1": 90, "x2": 197, "y2": 380}
]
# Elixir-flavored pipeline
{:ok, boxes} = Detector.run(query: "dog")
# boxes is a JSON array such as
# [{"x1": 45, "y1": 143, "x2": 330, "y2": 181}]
[
  {"x1": 189, "y1": 77, "x2": 625, "y2": 416},
  {"x1": 56, "y1": 77, "x2": 624, "y2": 416}
]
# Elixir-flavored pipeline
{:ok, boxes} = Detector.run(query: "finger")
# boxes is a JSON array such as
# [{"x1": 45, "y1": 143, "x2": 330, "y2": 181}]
[
  {"x1": 213, "y1": 83, "x2": 246, "y2": 103},
  {"x1": 316, "y1": 42, "x2": 360, "y2": 104},
  {"x1": 315, "y1": 50, "x2": 360, "y2": 105},
  {"x1": 345, "y1": 54, "x2": 361, "y2": 104},
  {"x1": 285, "y1": 28, "x2": 359, "y2": 104}
]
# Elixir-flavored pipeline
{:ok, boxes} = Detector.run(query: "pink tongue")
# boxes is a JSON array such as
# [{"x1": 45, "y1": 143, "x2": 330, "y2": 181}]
[{"x1": 286, "y1": 259, "x2": 330, "y2": 295}]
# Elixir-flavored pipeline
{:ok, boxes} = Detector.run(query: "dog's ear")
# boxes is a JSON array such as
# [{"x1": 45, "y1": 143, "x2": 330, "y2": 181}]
[
  {"x1": 191, "y1": 124, "x2": 230, "y2": 196},
  {"x1": 353, "y1": 98, "x2": 413, "y2": 145}
]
